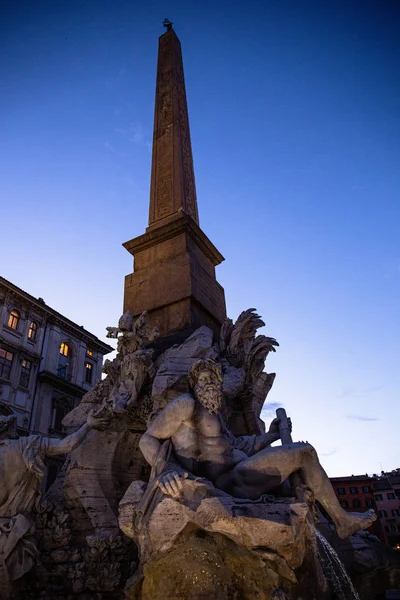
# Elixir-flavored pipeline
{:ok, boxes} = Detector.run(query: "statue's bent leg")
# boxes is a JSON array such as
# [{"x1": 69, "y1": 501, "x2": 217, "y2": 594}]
[
  {"x1": 225, "y1": 441, "x2": 312, "y2": 499},
  {"x1": 226, "y1": 442, "x2": 376, "y2": 539}
]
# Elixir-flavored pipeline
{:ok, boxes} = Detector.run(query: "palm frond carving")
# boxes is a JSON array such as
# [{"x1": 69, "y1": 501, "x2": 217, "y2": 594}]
[{"x1": 219, "y1": 309, "x2": 279, "y2": 435}]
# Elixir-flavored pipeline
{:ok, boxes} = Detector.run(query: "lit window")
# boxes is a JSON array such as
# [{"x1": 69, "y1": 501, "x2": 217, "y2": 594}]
[
  {"x1": 86, "y1": 348, "x2": 93, "y2": 357},
  {"x1": 0, "y1": 349, "x2": 14, "y2": 379},
  {"x1": 59, "y1": 343, "x2": 70, "y2": 357},
  {"x1": 28, "y1": 321, "x2": 38, "y2": 341},
  {"x1": 350, "y1": 487, "x2": 358, "y2": 494},
  {"x1": 19, "y1": 359, "x2": 32, "y2": 387},
  {"x1": 375, "y1": 494, "x2": 383, "y2": 501},
  {"x1": 85, "y1": 362, "x2": 93, "y2": 384},
  {"x1": 337, "y1": 487, "x2": 346, "y2": 495},
  {"x1": 58, "y1": 343, "x2": 71, "y2": 380},
  {"x1": 387, "y1": 493, "x2": 395, "y2": 500},
  {"x1": 7, "y1": 310, "x2": 20, "y2": 330}
]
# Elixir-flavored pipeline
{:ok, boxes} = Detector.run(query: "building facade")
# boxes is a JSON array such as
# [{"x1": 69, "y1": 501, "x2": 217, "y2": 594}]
[
  {"x1": 372, "y1": 470, "x2": 400, "y2": 548},
  {"x1": 330, "y1": 471, "x2": 400, "y2": 548},
  {"x1": 330, "y1": 474, "x2": 383, "y2": 540},
  {"x1": 0, "y1": 277, "x2": 113, "y2": 445}
]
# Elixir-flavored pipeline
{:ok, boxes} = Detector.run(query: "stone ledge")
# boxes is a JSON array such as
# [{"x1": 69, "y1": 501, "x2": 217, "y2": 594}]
[{"x1": 123, "y1": 213, "x2": 224, "y2": 267}]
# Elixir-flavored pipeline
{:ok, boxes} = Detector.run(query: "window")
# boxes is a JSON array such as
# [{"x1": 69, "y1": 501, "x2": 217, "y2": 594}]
[
  {"x1": 85, "y1": 362, "x2": 93, "y2": 384},
  {"x1": 0, "y1": 349, "x2": 14, "y2": 379},
  {"x1": 340, "y1": 500, "x2": 349, "y2": 508},
  {"x1": 86, "y1": 348, "x2": 94, "y2": 357},
  {"x1": 362, "y1": 486, "x2": 371, "y2": 493},
  {"x1": 19, "y1": 359, "x2": 32, "y2": 387},
  {"x1": 28, "y1": 321, "x2": 38, "y2": 341},
  {"x1": 375, "y1": 494, "x2": 383, "y2": 502},
  {"x1": 387, "y1": 493, "x2": 395, "y2": 500},
  {"x1": 352, "y1": 499, "x2": 361, "y2": 508},
  {"x1": 366, "y1": 499, "x2": 374, "y2": 507},
  {"x1": 59, "y1": 343, "x2": 70, "y2": 357},
  {"x1": 58, "y1": 343, "x2": 71, "y2": 380},
  {"x1": 7, "y1": 310, "x2": 20, "y2": 330},
  {"x1": 379, "y1": 510, "x2": 388, "y2": 518},
  {"x1": 350, "y1": 487, "x2": 358, "y2": 494},
  {"x1": 337, "y1": 487, "x2": 346, "y2": 495},
  {"x1": 392, "y1": 509, "x2": 400, "y2": 517}
]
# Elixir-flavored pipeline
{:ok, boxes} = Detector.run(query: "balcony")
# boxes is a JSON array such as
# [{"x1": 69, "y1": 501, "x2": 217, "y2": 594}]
[
  {"x1": 38, "y1": 368, "x2": 85, "y2": 398},
  {"x1": 57, "y1": 366, "x2": 72, "y2": 382}
]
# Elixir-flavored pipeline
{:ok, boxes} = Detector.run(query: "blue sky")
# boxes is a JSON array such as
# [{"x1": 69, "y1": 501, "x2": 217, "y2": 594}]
[{"x1": 1, "y1": 0, "x2": 399, "y2": 476}]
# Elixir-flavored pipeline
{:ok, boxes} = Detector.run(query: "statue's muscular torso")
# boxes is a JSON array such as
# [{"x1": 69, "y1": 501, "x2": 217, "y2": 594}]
[{"x1": 166, "y1": 395, "x2": 247, "y2": 482}]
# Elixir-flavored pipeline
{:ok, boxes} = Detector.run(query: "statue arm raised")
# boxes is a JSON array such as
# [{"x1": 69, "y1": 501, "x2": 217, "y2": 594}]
[
  {"x1": 46, "y1": 410, "x2": 110, "y2": 456},
  {"x1": 139, "y1": 394, "x2": 195, "y2": 467}
]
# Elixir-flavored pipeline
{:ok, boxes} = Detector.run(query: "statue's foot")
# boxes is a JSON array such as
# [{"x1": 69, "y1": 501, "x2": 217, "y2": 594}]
[{"x1": 336, "y1": 509, "x2": 377, "y2": 539}]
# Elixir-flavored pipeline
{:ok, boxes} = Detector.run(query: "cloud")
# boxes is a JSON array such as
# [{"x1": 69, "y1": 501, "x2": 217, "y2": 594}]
[
  {"x1": 346, "y1": 415, "x2": 379, "y2": 422},
  {"x1": 320, "y1": 448, "x2": 339, "y2": 457},
  {"x1": 339, "y1": 386, "x2": 382, "y2": 399},
  {"x1": 104, "y1": 142, "x2": 119, "y2": 154},
  {"x1": 261, "y1": 401, "x2": 283, "y2": 412},
  {"x1": 114, "y1": 122, "x2": 147, "y2": 145}
]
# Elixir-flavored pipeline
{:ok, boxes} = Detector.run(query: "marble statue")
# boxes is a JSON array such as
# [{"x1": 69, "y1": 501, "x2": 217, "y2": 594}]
[
  {"x1": 105, "y1": 311, "x2": 158, "y2": 413},
  {"x1": 0, "y1": 409, "x2": 109, "y2": 593},
  {"x1": 139, "y1": 358, "x2": 377, "y2": 540}
]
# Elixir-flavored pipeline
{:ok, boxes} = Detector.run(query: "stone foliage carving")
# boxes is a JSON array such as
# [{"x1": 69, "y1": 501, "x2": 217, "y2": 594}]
[{"x1": 218, "y1": 308, "x2": 278, "y2": 435}]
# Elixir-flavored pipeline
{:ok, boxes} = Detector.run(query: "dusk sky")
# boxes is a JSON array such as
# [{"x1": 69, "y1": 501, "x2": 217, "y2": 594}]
[{"x1": 1, "y1": 0, "x2": 399, "y2": 477}]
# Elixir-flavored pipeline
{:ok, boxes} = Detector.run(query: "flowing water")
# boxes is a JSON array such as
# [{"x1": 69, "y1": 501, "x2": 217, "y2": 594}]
[{"x1": 315, "y1": 529, "x2": 360, "y2": 600}]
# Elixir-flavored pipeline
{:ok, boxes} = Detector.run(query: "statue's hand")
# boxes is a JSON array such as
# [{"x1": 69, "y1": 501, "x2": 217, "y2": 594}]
[
  {"x1": 87, "y1": 408, "x2": 111, "y2": 430},
  {"x1": 158, "y1": 471, "x2": 188, "y2": 498},
  {"x1": 268, "y1": 417, "x2": 280, "y2": 440},
  {"x1": 268, "y1": 416, "x2": 292, "y2": 441}
]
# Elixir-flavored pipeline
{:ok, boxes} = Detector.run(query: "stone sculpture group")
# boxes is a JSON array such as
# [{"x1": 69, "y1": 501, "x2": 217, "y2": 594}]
[{"x1": 0, "y1": 310, "x2": 378, "y2": 599}]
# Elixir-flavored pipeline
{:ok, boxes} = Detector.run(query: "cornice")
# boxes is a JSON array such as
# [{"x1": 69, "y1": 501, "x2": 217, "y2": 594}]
[{"x1": 123, "y1": 212, "x2": 224, "y2": 266}]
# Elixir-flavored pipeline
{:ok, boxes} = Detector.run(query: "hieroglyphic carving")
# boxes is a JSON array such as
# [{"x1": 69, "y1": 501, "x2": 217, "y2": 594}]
[
  {"x1": 149, "y1": 30, "x2": 199, "y2": 226},
  {"x1": 174, "y1": 39, "x2": 199, "y2": 224}
]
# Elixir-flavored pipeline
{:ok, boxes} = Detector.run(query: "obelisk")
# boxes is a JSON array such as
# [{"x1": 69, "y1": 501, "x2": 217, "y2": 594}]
[{"x1": 123, "y1": 23, "x2": 226, "y2": 342}]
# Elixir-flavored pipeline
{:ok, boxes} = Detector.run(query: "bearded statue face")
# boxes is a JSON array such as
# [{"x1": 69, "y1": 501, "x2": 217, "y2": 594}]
[
  {"x1": 0, "y1": 415, "x2": 17, "y2": 440},
  {"x1": 193, "y1": 369, "x2": 224, "y2": 415}
]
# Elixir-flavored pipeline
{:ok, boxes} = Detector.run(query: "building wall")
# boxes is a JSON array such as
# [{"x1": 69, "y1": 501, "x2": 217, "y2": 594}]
[
  {"x1": 0, "y1": 278, "x2": 113, "y2": 441},
  {"x1": 373, "y1": 472, "x2": 400, "y2": 548},
  {"x1": 330, "y1": 475, "x2": 383, "y2": 540}
]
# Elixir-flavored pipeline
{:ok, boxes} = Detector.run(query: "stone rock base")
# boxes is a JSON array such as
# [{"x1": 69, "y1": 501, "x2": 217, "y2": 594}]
[{"x1": 126, "y1": 528, "x2": 290, "y2": 600}]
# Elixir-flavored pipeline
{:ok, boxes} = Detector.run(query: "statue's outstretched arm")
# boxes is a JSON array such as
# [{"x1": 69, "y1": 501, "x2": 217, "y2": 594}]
[
  {"x1": 139, "y1": 394, "x2": 195, "y2": 467},
  {"x1": 46, "y1": 411, "x2": 110, "y2": 456}
]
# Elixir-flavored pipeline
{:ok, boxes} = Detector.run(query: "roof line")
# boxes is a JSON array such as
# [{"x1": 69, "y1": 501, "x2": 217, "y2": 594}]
[{"x1": 0, "y1": 276, "x2": 114, "y2": 353}]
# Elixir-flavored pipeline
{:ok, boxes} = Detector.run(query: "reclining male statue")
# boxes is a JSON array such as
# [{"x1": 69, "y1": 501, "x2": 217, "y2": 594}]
[
  {"x1": 139, "y1": 359, "x2": 376, "y2": 540},
  {"x1": 0, "y1": 409, "x2": 109, "y2": 590}
]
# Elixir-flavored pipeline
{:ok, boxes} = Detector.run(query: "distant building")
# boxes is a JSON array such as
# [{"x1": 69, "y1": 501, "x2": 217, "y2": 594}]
[
  {"x1": 330, "y1": 474, "x2": 383, "y2": 540},
  {"x1": 0, "y1": 277, "x2": 113, "y2": 445},
  {"x1": 330, "y1": 471, "x2": 400, "y2": 548},
  {"x1": 372, "y1": 470, "x2": 400, "y2": 548}
]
